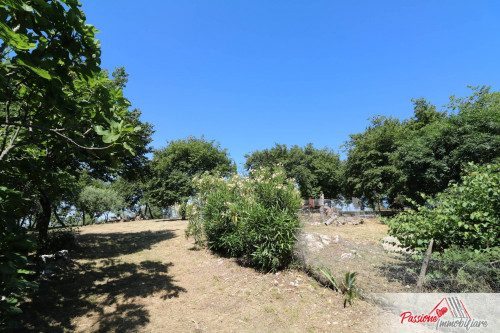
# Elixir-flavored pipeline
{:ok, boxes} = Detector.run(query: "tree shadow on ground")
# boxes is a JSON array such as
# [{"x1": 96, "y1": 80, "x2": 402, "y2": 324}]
[
  {"x1": 75, "y1": 229, "x2": 177, "y2": 260},
  {"x1": 19, "y1": 230, "x2": 186, "y2": 332},
  {"x1": 376, "y1": 254, "x2": 420, "y2": 287}
]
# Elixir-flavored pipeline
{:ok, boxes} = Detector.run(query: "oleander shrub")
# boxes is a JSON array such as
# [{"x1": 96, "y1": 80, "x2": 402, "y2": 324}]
[{"x1": 186, "y1": 165, "x2": 302, "y2": 271}]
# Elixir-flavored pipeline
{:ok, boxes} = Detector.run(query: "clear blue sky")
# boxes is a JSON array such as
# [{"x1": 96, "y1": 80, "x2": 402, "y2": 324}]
[{"x1": 81, "y1": 0, "x2": 500, "y2": 170}]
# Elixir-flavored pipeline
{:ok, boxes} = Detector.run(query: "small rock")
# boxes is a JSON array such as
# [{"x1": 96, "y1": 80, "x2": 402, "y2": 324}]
[
  {"x1": 319, "y1": 234, "x2": 331, "y2": 245},
  {"x1": 40, "y1": 254, "x2": 55, "y2": 264},
  {"x1": 55, "y1": 250, "x2": 69, "y2": 261},
  {"x1": 341, "y1": 253, "x2": 354, "y2": 260}
]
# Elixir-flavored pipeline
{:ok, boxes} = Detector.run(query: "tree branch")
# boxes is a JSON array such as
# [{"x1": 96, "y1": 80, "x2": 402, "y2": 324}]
[
  {"x1": 0, "y1": 125, "x2": 21, "y2": 161},
  {"x1": 0, "y1": 121, "x2": 117, "y2": 161}
]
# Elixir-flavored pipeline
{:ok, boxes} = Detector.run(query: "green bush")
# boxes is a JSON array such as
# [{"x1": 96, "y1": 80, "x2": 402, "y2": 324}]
[
  {"x1": 186, "y1": 165, "x2": 302, "y2": 271},
  {"x1": 0, "y1": 187, "x2": 37, "y2": 329},
  {"x1": 387, "y1": 162, "x2": 500, "y2": 252},
  {"x1": 38, "y1": 227, "x2": 78, "y2": 254}
]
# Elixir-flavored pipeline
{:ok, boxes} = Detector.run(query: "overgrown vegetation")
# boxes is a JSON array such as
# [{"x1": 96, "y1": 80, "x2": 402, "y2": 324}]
[
  {"x1": 186, "y1": 165, "x2": 302, "y2": 272},
  {"x1": 343, "y1": 86, "x2": 500, "y2": 209},
  {"x1": 426, "y1": 246, "x2": 500, "y2": 292},
  {"x1": 1, "y1": 0, "x2": 152, "y2": 324},
  {"x1": 0, "y1": 187, "x2": 36, "y2": 329},
  {"x1": 0, "y1": 0, "x2": 499, "y2": 325},
  {"x1": 387, "y1": 162, "x2": 500, "y2": 252}
]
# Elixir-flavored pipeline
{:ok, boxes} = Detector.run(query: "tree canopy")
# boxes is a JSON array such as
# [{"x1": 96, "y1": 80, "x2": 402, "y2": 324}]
[
  {"x1": 245, "y1": 143, "x2": 343, "y2": 199},
  {"x1": 0, "y1": 1, "x2": 152, "y2": 243},
  {"x1": 343, "y1": 86, "x2": 500, "y2": 209},
  {"x1": 145, "y1": 136, "x2": 235, "y2": 214}
]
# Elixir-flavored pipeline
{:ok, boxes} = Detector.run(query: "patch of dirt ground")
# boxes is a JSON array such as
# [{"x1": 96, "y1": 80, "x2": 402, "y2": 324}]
[
  {"x1": 300, "y1": 216, "x2": 416, "y2": 295},
  {"x1": 20, "y1": 219, "x2": 406, "y2": 332}
]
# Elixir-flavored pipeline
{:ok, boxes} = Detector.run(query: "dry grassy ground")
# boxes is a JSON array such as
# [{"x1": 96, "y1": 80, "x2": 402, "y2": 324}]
[
  {"x1": 301, "y1": 215, "x2": 414, "y2": 294},
  {"x1": 20, "y1": 218, "x2": 407, "y2": 333}
]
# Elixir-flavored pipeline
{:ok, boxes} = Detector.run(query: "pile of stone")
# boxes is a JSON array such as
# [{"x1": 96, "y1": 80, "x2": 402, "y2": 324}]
[
  {"x1": 37, "y1": 249, "x2": 71, "y2": 280},
  {"x1": 324, "y1": 214, "x2": 364, "y2": 226},
  {"x1": 297, "y1": 232, "x2": 339, "y2": 253}
]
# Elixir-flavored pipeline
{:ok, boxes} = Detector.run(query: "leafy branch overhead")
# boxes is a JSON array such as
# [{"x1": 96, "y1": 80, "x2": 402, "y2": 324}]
[{"x1": 0, "y1": 0, "x2": 144, "y2": 161}]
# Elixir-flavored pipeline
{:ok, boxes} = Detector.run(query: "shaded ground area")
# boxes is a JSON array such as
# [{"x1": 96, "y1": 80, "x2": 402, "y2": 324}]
[
  {"x1": 21, "y1": 228, "x2": 184, "y2": 332},
  {"x1": 20, "y1": 220, "x2": 387, "y2": 332}
]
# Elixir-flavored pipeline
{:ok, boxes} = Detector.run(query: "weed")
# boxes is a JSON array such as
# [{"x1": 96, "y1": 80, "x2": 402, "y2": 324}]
[
  {"x1": 319, "y1": 267, "x2": 359, "y2": 307},
  {"x1": 342, "y1": 272, "x2": 359, "y2": 308}
]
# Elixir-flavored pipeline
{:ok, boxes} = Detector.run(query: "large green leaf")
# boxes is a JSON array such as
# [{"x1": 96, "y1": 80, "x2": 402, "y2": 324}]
[
  {"x1": 16, "y1": 58, "x2": 52, "y2": 79},
  {"x1": 0, "y1": 21, "x2": 36, "y2": 50}
]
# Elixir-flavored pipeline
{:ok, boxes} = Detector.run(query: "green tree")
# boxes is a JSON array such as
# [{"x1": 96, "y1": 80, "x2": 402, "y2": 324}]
[
  {"x1": 342, "y1": 116, "x2": 405, "y2": 209},
  {"x1": 76, "y1": 185, "x2": 123, "y2": 224},
  {"x1": 245, "y1": 143, "x2": 343, "y2": 199},
  {"x1": 394, "y1": 86, "x2": 500, "y2": 204},
  {"x1": 146, "y1": 136, "x2": 235, "y2": 218},
  {"x1": 0, "y1": 1, "x2": 151, "y2": 244}
]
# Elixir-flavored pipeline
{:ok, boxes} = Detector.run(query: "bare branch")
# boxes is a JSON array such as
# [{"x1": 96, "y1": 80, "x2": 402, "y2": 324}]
[
  {"x1": 0, "y1": 121, "x2": 117, "y2": 161},
  {"x1": 0, "y1": 126, "x2": 21, "y2": 161},
  {"x1": 51, "y1": 130, "x2": 116, "y2": 151}
]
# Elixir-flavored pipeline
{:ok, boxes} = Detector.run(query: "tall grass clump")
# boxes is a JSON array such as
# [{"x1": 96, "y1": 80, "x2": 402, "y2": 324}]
[{"x1": 186, "y1": 165, "x2": 302, "y2": 272}]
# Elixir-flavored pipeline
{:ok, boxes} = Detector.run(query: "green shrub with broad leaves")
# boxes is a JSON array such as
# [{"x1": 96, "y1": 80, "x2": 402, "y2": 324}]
[
  {"x1": 186, "y1": 165, "x2": 302, "y2": 272},
  {"x1": 0, "y1": 187, "x2": 37, "y2": 329},
  {"x1": 387, "y1": 162, "x2": 500, "y2": 252}
]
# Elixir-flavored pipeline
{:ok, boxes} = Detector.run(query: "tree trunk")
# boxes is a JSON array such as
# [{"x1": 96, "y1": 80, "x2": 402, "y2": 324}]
[
  {"x1": 181, "y1": 200, "x2": 188, "y2": 220},
  {"x1": 149, "y1": 206, "x2": 155, "y2": 219},
  {"x1": 82, "y1": 210, "x2": 86, "y2": 225},
  {"x1": 53, "y1": 206, "x2": 66, "y2": 227},
  {"x1": 36, "y1": 193, "x2": 52, "y2": 249}
]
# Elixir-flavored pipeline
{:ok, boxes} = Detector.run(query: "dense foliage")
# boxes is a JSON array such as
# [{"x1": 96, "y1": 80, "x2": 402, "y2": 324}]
[
  {"x1": 0, "y1": 0, "x2": 152, "y2": 324},
  {"x1": 387, "y1": 162, "x2": 500, "y2": 252},
  {"x1": 186, "y1": 165, "x2": 302, "y2": 272},
  {"x1": 343, "y1": 87, "x2": 500, "y2": 209},
  {"x1": 343, "y1": 116, "x2": 406, "y2": 208},
  {"x1": 245, "y1": 143, "x2": 343, "y2": 199},
  {"x1": 146, "y1": 136, "x2": 235, "y2": 218},
  {"x1": 76, "y1": 186, "x2": 124, "y2": 225},
  {"x1": 0, "y1": 187, "x2": 36, "y2": 329}
]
